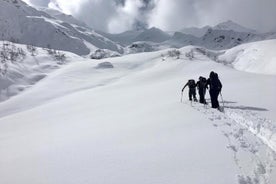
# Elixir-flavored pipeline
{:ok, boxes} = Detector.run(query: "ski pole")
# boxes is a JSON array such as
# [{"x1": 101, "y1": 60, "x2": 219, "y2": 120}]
[
  {"x1": 220, "y1": 92, "x2": 225, "y2": 112},
  {"x1": 180, "y1": 91, "x2": 183, "y2": 103}
]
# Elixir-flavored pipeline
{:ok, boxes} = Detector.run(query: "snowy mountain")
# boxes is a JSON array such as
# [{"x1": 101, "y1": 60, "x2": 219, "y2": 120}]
[
  {"x1": 0, "y1": 1, "x2": 274, "y2": 56},
  {"x1": 200, "y1": 28, "x2": 263, "y2": 49},
  {"x1": 97, "y1": 27, "x2": 171, "y2": 47},
  {"x1": 180, "y1": 20, "x2": 257, "y2": 38},
  {"x1": 0, "y1": 0, "x2": 123, "y2": 55},
  {"x1": 104, "y1": 20, "x2": 275, "y2": 53},
  {"x1": 164, "y1": 32, "x2": 201, "y2": 48},
  {"x1": 97, "y1": 30, "x2": 144, "y2": 46},
  {"x1": 38, "y1": 7, "x2": 88, "y2": 28},
  {"x1": 0, "y1": 0, "x2": 89, "y2": 55},
  {"x1": 160, "y1": 27, "x2": 275, "y2": 51},
  {"x1": 214, "y1": 20, "x2": 257, "y2": 33},
  {"x1": 132, "y1": 27, "x2": 171, "y2": 43},
  {"x1": 180, "y1": 26, "x2": 211, "y2": 37}
]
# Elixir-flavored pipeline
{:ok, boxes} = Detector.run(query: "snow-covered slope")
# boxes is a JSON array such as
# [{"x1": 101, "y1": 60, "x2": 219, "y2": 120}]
[
  {"x1": 180, "y1": 26, "x2": 211, "y2": 37},
  {"x1": 0, "y1": 0, "x2": 123, "y2": 55},
  {"x1": 0, "y1": 0, "x2": 90, "y2": 55},
  {"x1": 218, "y1": 39, "x2": 276, "y2": 75},
  {"x1": 214, "y1": 20, "x2": 257, "y2": 33},
  {"x1": 162, "y1": 28, "x2": 270, "y2": 50},
  {"x1": 119, "y1": 22, "x2": 274, "y2": 53},
  {"x1": 132, "y1": 27, "x2": 171, "y2": 43},
  {"x1": 0, "y1": 46, "x2": 275, "y2": 184},
  {"x1": 180, "y1": 20, "x2": 256, "y2": 38},
  {"x1": 0, "y1": 41, "x2": 83, "y2": 102},
  {"x1": 38, "y1": 7, "x2": 88, "y2": 28},
  {"x1": 96, "y1": 30, "x2": 144, "y2": 46},
  {"x1": 200, "y1": 28, "x2": 263, "y2": 50},
  {"x1": 98, "y1": 27, "x2": 171, "y2": 46},
  {"x1": 164, "y1": 32, "x2": 201, "y2": 48}
]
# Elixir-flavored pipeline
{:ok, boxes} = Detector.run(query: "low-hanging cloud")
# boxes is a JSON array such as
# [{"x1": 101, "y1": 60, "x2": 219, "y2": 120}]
[{"x1": 23, "y1": 0, "x2": 276, "y2": 33}]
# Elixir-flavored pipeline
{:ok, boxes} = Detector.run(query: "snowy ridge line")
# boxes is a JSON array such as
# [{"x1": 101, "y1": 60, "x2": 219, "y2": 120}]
[{"x1": 226, "y1": 110, "x2": 276, "y2": 153}]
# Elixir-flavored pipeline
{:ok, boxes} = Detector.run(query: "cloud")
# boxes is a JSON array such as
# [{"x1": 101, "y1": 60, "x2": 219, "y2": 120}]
[
  {"x1": 148, "y1": 0, "x2": 276, "y2": 33},
  {"x1": 22, "y1": 0, "x2": 276, "y2": 33}
]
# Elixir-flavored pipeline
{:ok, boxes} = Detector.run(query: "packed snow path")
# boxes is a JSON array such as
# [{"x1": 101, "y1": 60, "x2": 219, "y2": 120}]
[
  {"x1": 0, "y1": 47, "x2": 275, "y2": 184},
  {"x1": 188, "y1": 101, "x2": 276, "y2": 184}
]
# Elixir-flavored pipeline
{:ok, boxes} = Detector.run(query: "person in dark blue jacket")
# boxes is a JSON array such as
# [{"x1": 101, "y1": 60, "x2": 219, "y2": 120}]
[{"x1": 206, "y1": 71, "x2": 222, "y2": 108}]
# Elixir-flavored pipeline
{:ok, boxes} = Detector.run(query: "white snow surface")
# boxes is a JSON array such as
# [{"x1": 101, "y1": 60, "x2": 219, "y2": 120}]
[
  {"x1": 214, "y1": 20, "x2": 257, "y2": 33},
  {"x1": 0, "y1": 45, "x2": 276, "y2": 184},
  {"x1": 0, "y1": 0, "x2": 123, "y2": 55},
  {"x1": 218, "y1": 39, "x2": 276, "y2": 75},
  {"x1": 180, "y1": 20, "x2": 257, "y2": 38},
  {"x1": 0, "y1": 41, "x2": 82, "y2": 102}
]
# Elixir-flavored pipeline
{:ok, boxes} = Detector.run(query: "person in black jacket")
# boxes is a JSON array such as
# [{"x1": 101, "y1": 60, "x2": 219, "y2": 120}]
[
  {"x1": 206, "y1": 71, "x2": 222, "y2": 108},
  {"x1": 196, "y1": 76, "x2": 208, "y2": 104},
  {"x1": 182, "y1": 79, "x2": 198, "y2": 102}
]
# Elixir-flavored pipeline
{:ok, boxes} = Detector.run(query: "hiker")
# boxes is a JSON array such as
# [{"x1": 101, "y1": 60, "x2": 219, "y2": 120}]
[
  {"x1": 196, "y1": 76, "x2": 208, "y2": 104},
  {"x1": 206, "y1": 71, "x2": 222, "y2": 109},
  {"x1": 182, "y1": 79, "x2": 198, "y2": 102}
]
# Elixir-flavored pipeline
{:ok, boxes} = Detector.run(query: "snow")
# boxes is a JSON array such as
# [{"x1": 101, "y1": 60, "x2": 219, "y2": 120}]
[
  {"x1": 0, "y1": 0, "x2": 123, "y2": 55},
  {"x1": 218, "y1": 39, "x2": 276, "y2": 75},
  {"x1": 180, "y1": 20, "x2": 256, "y2": 38},
  {"x1": 0, "y1": 45, "x2": 276, "y2": 184},
  {"x1": 180, "y1": 26, "x2": 211, "y2": 37},
  {"x1": 214, "y1": 20, "x2": 257, "y2": 33},
  {"x1": 0, "y1": 41, "x2": 82, "y2": 102},
  {"x1": 96, "y1": 62, "x2": 114, "y2": 69},
  {"x1": 98, "y1": 28, "x2": 171, "y2": 47},
  {"x1": 38, "y1": 7, "x2": 88, "y2": 28},
  {"x1": 132, "y1": 27, "x2": 171, "y2": 43},
  {"x1": 1, "y1": 3, "x2": 276, "y2": 183},
  {"x1": 1, "y1": 1, "x2": 275, "y2": 57}
]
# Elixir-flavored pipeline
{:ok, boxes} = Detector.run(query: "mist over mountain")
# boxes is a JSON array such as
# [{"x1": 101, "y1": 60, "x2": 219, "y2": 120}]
[{"x1": 22, "y1": 0, "x2": 276, "y2": 33}]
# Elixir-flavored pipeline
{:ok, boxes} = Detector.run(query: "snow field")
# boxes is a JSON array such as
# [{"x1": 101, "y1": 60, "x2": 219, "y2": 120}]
[{"x1": 0, "y1": 46, "x2": 275, "y2": 184}]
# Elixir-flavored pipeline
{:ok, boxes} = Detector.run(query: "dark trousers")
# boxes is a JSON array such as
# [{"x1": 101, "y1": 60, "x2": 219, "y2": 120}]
[
  {"x1": 209, "y1": 89, "x2": 220, "y2": 108},
  {"x1": 198, "y1": 89, "x2": 206, "y2": 104},
  {"x1": 189, "y1": 88, "x2": 197, "y2": 101}
]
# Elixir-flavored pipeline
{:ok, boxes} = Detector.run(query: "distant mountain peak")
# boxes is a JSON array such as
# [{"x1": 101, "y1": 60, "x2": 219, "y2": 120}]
[{"x1": 214, "y1": 20, "x2": 256, "y2": 33}]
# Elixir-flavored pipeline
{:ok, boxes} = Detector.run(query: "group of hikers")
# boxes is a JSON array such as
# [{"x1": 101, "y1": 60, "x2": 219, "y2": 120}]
[{"x1": 181, "y1": 71, "x2": 222, "y2": 110}]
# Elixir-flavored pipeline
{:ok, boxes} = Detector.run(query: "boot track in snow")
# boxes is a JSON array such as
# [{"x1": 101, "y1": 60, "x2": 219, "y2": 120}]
[{"x1": 182, "y1": 100, "x2": 276, "y2": 184}]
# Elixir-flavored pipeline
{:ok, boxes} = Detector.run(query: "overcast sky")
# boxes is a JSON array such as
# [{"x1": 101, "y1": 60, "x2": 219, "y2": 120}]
[{"x1": 22, "y1": 0, "x2": 276, "y2": 33}]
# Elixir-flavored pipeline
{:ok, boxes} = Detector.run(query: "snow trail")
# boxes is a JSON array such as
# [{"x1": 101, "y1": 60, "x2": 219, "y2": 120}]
[{"x1": 186, "y1": 101, "x2": 276, "y2": 184}]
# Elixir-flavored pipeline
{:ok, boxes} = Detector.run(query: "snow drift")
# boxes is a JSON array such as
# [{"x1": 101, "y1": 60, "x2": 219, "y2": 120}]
[{"x1": 218, "y1": 39, "x2": 276, "y2": 75}]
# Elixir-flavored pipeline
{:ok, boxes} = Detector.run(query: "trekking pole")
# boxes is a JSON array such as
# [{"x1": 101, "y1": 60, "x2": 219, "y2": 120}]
[{"x1": 219, "y1": 92, "x2": 225, "y2": 113}]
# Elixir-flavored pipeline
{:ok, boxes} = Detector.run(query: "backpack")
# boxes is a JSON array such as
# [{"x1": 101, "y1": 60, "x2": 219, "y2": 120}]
[
  {"x1": 210, "y1": 73, "x2": 222, "y2": 90},
  {"x1": 199, "y1": 77, "x2": 207, "y2": 89},
  {"x1": 188, "y1": 79, "x2": 196, "y2": 88}
]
